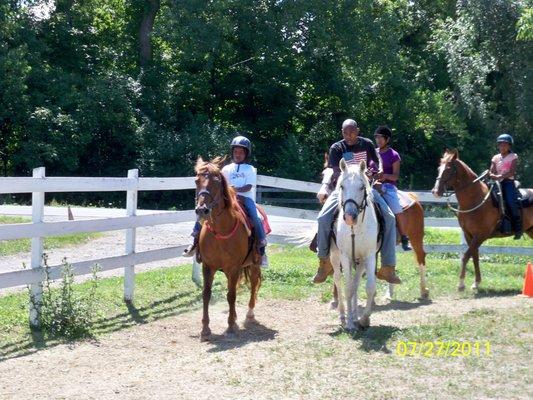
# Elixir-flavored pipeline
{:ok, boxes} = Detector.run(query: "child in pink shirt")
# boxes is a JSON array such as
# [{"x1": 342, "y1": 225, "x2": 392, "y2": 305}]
[{"x1": 490, "y1": 133, "x2": 522, "y2": 239}]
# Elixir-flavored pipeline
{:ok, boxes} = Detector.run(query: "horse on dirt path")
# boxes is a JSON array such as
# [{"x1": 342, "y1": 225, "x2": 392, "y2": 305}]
[{"x1": 194, "y1": 157, "x2": 262, "y2": 341}]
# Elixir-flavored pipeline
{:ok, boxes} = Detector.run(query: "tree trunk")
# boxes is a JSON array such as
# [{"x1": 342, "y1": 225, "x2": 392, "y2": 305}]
[{"x1": 139, "y1": 0, "x2": 160, "y2": 67}]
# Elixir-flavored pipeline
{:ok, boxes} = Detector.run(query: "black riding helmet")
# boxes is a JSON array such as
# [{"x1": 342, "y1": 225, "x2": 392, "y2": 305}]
[{"x1": 230, "y1": 135, "x2": 252, "y2": 163}]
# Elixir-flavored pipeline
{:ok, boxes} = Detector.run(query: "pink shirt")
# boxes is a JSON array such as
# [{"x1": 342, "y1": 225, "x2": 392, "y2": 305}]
[{"x1": 492, "y1": 152, "x2": 518, "y2": 179}]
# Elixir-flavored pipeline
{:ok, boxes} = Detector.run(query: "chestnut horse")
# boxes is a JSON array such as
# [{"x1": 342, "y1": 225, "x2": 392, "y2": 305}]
[
  {"x1": 194, "y1": 157, "x2": 262, "y2": 341},
  {"x1": 432, "y1": 149, "x2": 533, "y2": 291},
  {"x1": 321, "y1": 155, "x2": 429, "y2": 300}
]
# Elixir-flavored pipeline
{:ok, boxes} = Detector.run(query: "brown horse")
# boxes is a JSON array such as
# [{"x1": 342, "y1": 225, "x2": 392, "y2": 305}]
[
  {"x1": 194, "y1": 156, "x2": 262, "y2": 341},
  {"x1": 432, "y1": 149, "x2": 533, "y2": 291},
  {"x1": 320, "y1": 154, "x2": 429, "y2": 300}
]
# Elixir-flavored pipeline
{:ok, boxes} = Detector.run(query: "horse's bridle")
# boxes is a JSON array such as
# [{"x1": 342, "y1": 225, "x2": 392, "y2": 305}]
[
  {"x1": 437, "y1": 161, "x2": 494, "y2": 214},
  {"x1": 341, "y1": 186, "x2": 368, "y2": 219},
  {"x1": 196, "y1": 172, "x2": 224, "y2": 212},
  {"x1": 435, "y1": 160, "x2": 459, "y2": 198}
]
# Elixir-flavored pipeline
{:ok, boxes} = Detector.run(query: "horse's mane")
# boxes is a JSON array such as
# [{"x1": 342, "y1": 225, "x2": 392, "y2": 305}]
[{"x1": 195, "y1": 156, "x2": 239, "y2": 218}]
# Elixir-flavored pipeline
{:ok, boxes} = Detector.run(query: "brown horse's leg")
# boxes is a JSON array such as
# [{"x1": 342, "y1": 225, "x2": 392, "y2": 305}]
[
  {"x1": 471, "y1": 246, "x2": 481, "y2": 290},
  {"x1": 405, "y1": 204, "x2": 429, "y2": 298},
  {"x1": 246, "y1": 265, "x2": 261, "y2": 320},
  {"x1": 225, "y1": 269, "x2": 240, "y2": 335},
  {"x1": 201, "y1": 265, "x2": 215, "y2": 341},
  {"x1": 459, "y1": 233, "x2": 474, "y2": 292}
]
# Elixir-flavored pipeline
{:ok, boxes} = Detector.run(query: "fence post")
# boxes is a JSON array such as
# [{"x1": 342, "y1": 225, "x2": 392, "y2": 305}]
[
  {"x1": 124, "y1": 169, "x2": 138, "y2": 302},
  {"x1": 29, "y1": 167, "x2": 45, "y2": 327}
]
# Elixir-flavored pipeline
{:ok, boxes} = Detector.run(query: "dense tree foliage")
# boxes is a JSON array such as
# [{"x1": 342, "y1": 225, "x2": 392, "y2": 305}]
[{"x1": 1, "y1": 0, "x2": 531, "y2": 207}]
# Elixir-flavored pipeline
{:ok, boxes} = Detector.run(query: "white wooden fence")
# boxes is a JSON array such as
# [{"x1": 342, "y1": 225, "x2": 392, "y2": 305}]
[{"x1": 0, "y1": 168, "x2": 531, "y2": 325}]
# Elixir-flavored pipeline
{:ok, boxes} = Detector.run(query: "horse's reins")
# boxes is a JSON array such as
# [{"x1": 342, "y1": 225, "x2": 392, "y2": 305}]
[
  {"x1": 438, "y1": 161, "x2": 493, "y2": 214},
  {"x1": 341, "y1": 185, "x2": 369, "y2": 267}
]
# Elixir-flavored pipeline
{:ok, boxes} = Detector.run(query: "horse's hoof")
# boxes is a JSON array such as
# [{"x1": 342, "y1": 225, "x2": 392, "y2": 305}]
[
  {"x1": 471, "y1": 282, "x2": 480, "y2": 291},
  {"x1": 330, "y1": 301, "x2": 339, "y2": 310},
  {"x1": 224, "y1": 323, "x2": 239, "y2": 337},
  {"x1": 420, "y1": 289, "x2": 430, "y2": 300},
  {"x1": 346, "y1": 321, "x2": 356, "y2": 332},
  {"x1": 358, "y1": 316, "x2": 370, "y2": 328},
  {"x1": 200, "y1": 329, "x2": 211, "y2": 342},
  {"x1": 224, "y1": 328, "x2": 238, "y2": 338},
  {"x1": 458, "y1": 284, "x2": 465, "y2": 292},
  {"x1": 246, "y1": 309, "x2": 255, "y2": 320}
]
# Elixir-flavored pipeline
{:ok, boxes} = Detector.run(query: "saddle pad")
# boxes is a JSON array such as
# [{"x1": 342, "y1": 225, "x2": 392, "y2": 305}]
[
  {"x1": 235, "y1": 200, "x2": 272, "y2": 236},
  {"x1": 398, "y1": 190, "x2": 416, "y2": 210},
  {"x1": 257, "y1": 205, "x2": 272, "y2": 235}
]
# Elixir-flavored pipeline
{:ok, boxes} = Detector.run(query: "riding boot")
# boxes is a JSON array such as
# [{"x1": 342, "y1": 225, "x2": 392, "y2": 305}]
[
  {"x1": 401, "y1": 235, "x2": 412, "y2": 251},
  {"x1": 313, "y1": 257, "x2": 333, "y2": 283},
  {"x1": 377, "y1": 265, "x2": 402, "y2": 284},
  {"x1": 183, "y1": 233, "x2": 199, "y2": 257},
  {"x1": 512, "y1": 214, "x2": 523, "y2": 240}
]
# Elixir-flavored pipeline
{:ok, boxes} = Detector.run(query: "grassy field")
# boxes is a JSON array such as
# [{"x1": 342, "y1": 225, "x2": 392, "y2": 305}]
[{"x1": 0, "y1": 216, "x2": 102, "y2": 256}]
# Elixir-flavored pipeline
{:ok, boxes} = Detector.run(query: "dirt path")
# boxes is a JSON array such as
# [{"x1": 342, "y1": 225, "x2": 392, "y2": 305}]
[{"x1": 0, "y1": 295, "x2": 530, "y2": 400}]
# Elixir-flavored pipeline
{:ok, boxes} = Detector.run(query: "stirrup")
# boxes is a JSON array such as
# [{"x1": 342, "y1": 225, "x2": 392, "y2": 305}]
[
  {"x1": 401, "y1": 236, "x2": 412, "y2": 251},
  {"x1": 183, "y1": 242, "x2": 197, "y2": 257}
]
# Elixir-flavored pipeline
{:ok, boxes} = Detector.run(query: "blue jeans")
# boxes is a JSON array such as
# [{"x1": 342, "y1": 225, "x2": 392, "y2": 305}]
[
  {"x1": 317, "y1": 189, "x2": 396, "y2": 267},
  {"x1": 380, "y1": 183, "x2": 403, "y2": 215},
  {"x1": 501, "y1": 179, "x2": 521, "y2": 231},
  {"x1": 239, "y1": 195, "x2": 266, "y2": 244}
]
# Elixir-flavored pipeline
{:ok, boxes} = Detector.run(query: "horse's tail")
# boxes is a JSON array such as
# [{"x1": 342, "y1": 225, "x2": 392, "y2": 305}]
[{"x1": 240, "y1": 266, "x2": 251, "y2": 286}]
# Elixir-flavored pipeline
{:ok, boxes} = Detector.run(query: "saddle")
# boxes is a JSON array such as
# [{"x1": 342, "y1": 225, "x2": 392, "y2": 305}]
[
  {"x1": 489, "y1": 181, "x2": 532, "y2": 234},
  {"x1": 236, "y1": 198, "x2": 272, "y2": 266},
  {"x1": 397, "y1": 190, "x2": 416, "y2": 210}
]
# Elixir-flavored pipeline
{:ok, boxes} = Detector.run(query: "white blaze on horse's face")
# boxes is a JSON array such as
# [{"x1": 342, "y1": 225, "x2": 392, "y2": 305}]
[
  {"x1": 339, "y1": 159, "x2": 368, "y2": 227},
  {"x1": 432, "y1": 164, "x2": 445, "y2": 198}
]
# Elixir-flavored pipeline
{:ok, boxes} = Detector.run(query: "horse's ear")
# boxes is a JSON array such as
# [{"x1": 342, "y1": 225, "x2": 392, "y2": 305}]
[
  {"x1": 451, "y1": 148, "x2": 459, "y2": 160},
  {"x1": 340, "y1": 158, "x2": 347, "y2": 172},
  {"x1": 359, "y1": 160, "x2": 367, "y2": 173},
  {"x1": 195, "y1": 156, "x2": 204, "y2": 172},
  {"x1": 212, "y1": 155, "x2": 226, "y2": 170},
  {"x1": 444, "y1": 148, "x2": 459, "y2": 161}
]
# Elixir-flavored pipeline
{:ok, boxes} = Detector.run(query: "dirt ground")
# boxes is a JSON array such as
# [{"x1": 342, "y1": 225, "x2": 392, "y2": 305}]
[{"x1": 0, "y1": 294, "x2": 530, "y2": 400}]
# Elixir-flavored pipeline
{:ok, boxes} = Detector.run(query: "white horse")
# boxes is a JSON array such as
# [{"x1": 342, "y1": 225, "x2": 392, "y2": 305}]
[{"x1": 329, "y1": 159, "x2": 378, "y2": 331}]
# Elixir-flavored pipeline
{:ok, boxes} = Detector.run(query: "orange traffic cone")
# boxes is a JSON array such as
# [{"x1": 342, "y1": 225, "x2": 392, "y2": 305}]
[{"x1": 522, "y1": 262, "x2": 533, "y2": 297}]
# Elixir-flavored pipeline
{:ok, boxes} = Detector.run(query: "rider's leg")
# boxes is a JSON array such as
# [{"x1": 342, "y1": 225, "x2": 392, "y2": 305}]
[
  {"x1": 382, "y1": 184, "x2": 411, "y2": 251},
  {"x1": 183, "y1": 220, "x2": 202, "y2": 257},
  {"x1": 241, "y1": 196, "x2": 269, "y2": 267},
  {"x1": 372, "y1": 189, "x2": 401, "y2": 284},
  {"x1": 502, "y1": 179, "x2": 522, "y2": 239},
  {"x1": 314, "y1": 190, "x2": 339, "y2": 283}
]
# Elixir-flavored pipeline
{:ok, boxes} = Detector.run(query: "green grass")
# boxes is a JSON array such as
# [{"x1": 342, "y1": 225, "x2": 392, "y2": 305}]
[
  {"x1": 0, "y1": 216, "x2": 102, "y2": 257},
  {"x1": 424, "y1": 226, "x2": 532, "y2": 247},
  {"x1": 0, "y1": 241, "x2": 529, "y2": 360}
]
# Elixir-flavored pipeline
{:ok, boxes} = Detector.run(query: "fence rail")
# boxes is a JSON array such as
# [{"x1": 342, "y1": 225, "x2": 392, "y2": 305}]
[{"x1": 0, "y1": 168, "x2": 530, "y2": 325}]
